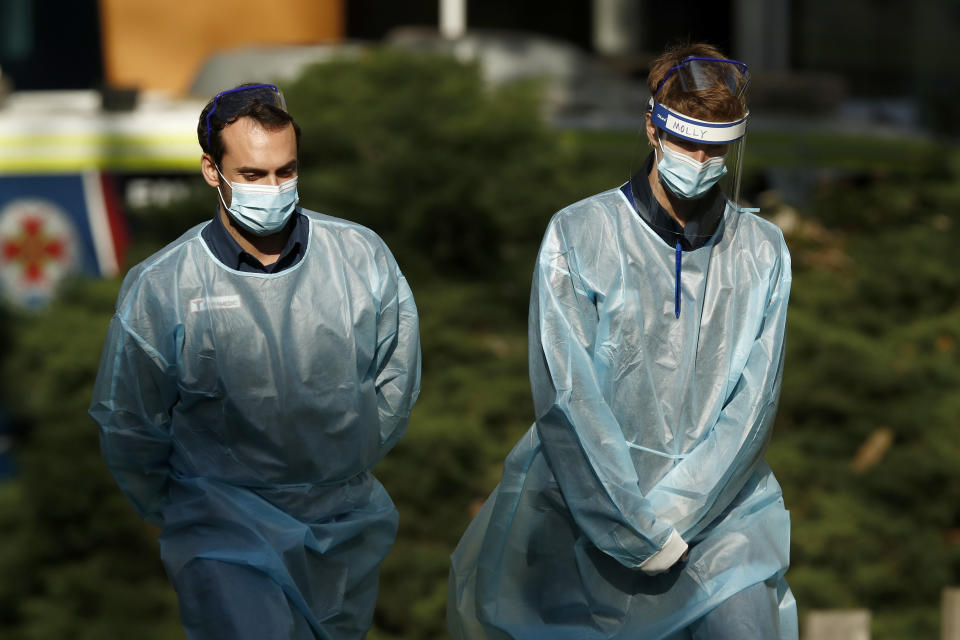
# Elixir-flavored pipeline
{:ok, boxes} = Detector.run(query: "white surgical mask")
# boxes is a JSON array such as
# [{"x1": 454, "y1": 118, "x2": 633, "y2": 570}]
[
  {"x1": 217, "y1": 168, "x2": 300, "y2": 236},
  {"x1": 656, "y1": 138, "x2": 727, "y2": 200}
]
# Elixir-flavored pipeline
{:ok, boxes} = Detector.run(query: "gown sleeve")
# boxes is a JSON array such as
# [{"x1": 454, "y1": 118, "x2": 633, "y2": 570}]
[
  {"x1": 645, "y1": 235, "x2": 792, "y2": 541},
  {"x1": 89, "y1": 311, "x2": 179, "y2": 527},
  {"x1": 530, "y1": 215, "x2": 684, "y2": 571},
  {"x1": 373, "y1": 256, "x2": 422, "y2": 455}
]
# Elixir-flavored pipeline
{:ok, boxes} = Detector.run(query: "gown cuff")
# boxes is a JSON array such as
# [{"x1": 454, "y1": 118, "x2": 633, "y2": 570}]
[{"x1": 637, "y1": 529, "x2": 688, "y2": 575}]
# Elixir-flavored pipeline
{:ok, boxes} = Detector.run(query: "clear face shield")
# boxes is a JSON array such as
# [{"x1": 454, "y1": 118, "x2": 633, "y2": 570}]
[{"x1": 630, "y1": 57, "x2": 751, "y2": 228}]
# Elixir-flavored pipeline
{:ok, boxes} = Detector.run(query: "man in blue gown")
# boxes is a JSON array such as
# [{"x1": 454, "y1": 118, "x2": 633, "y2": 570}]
[
  {"x1": 90, "y1": 83, "x2": 421, "y2": 639},
  {"x1": 448, "y1": 43, "x2": 798, "y2": 639}
]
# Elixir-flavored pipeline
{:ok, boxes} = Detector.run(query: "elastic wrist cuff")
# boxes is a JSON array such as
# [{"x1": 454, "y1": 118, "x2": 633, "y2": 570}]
[{"x1": 637, "y1": 529, "x2": 688, "y2": 575}]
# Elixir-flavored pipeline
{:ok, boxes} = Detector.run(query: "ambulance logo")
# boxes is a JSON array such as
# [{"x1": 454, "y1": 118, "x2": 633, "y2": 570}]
[{"x1": 0, "y1": 199, "x2": 80, "y2": 307}]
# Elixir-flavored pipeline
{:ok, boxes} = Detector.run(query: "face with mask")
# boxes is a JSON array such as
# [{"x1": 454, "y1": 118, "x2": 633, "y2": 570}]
[
  {"x1": 202, "y1": 116, "x2": 300, "y2": 237},
  {"x1": 654, "y1": 133, "x2": 728, "y2": 200},
  {"x1": 216, "y1": 168, "x2": 299, "y2": 236}
]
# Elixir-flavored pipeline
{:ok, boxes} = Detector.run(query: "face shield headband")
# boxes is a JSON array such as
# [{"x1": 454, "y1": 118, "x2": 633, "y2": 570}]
[
  {"x1": 647, "y1": 98, "x2": 748, "y2": 145},
  {"x1": 205, "y1": 84, "x2": 287, "y2": 150}
]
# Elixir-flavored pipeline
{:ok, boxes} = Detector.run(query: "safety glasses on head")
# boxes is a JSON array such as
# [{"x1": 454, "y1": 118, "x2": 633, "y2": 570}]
[
  {"x1": 653, "y1": 57, "x2": 750, "y2": 99},
  {"x1": 205, "y1": 84, "x2": 287, "y2": 150}
]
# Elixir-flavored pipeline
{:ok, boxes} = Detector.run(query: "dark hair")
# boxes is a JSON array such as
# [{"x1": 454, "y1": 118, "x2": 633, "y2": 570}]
[
  {"x1": 647, "y1": 43, "x2": 747, "y2": 122},
  {"x1": 197, "y1": 83, "x2": 302, "y2": 167}
]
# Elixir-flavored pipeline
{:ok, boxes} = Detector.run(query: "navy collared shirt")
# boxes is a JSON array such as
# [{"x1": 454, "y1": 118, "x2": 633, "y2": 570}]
[
  {"x1": 201, "y1": 209, "x2": 309, "y2": 273},
  {"x1": 621, "y1": 153, "x2": 725, "y2": 251}
]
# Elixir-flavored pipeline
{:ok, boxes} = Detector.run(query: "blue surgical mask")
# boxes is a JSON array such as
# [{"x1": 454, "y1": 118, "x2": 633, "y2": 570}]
[
  {"x1": 656, "y1": 138, "x2": 727, "y2": 200},
  {"x1": 217, "y1": 169, "x2": 300, "y2": 236}
]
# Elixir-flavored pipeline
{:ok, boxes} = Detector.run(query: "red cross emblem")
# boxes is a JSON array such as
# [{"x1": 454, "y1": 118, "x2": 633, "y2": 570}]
[
  {"x1": 0, "y1": 199, "x2": 78, "y2": 306},
  {"x1": 2, "y1": 215, "x2": 67, "y2": 283}
]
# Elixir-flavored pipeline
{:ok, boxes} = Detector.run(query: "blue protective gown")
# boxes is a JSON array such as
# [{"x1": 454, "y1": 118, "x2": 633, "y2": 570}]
[
  {"x1": 447, "y1": 187, "x2": 798, "y2": 639},
  {"x1": 90, "y1": 209, "x2": 421, "y2": 639}
]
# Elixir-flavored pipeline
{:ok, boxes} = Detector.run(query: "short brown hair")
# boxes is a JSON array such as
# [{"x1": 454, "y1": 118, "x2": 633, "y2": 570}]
[
  {"x1": 197, "y1": 83, "x2": 302, "y2": 167},
  {"x1": 647, "y1": 43, "x2": 747, "y2": 122}
]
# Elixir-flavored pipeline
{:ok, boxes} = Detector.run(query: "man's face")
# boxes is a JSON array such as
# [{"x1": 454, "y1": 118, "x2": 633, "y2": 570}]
[{"x1": 201, "y1": 117, "x2": 298, "y2": 205}]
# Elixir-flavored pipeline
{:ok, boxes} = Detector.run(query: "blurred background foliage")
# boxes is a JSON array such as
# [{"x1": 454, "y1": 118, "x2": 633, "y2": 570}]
[{"x1": 0, "y1": 49, "x2": 958, "y2": 639}]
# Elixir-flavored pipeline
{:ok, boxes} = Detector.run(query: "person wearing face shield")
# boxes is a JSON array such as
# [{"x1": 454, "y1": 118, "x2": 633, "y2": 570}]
[
  {"x1": 447, "y1": 43, "x2": 797, "y2": 639},
  {"x1": 89, "y1": 83, "x2": 421, "y2": 639}
]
